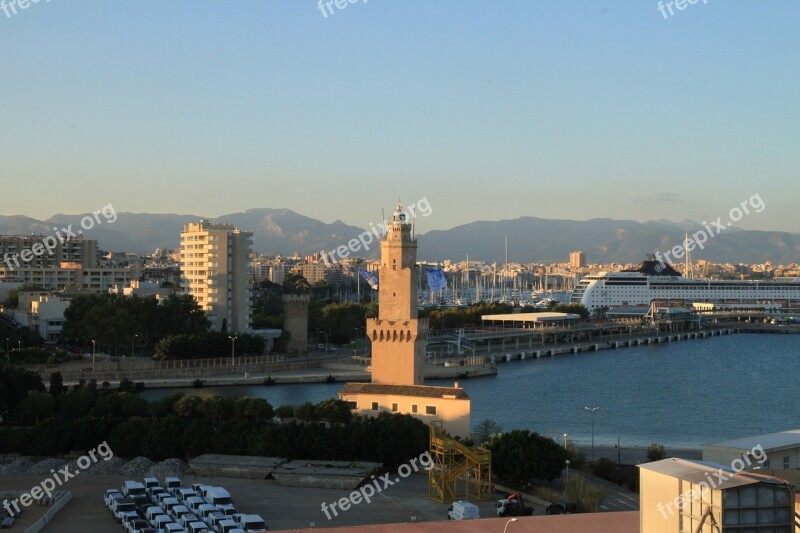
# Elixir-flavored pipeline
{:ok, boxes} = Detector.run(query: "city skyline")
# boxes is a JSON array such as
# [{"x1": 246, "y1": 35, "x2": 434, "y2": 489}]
[{"x1": 1, "y1": 2, "x2": 798, "y2": 232}]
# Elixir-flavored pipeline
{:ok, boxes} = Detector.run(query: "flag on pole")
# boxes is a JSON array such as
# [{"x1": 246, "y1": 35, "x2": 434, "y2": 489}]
[
  {"x1": 426, "y1": 267, "x2": 447, "y2": 291},
  {"x1": 359, "y1": 269, "x2": 379, "y2": 290}
]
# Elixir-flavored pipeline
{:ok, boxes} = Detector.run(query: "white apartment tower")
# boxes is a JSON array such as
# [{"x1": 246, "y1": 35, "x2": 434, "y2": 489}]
[{"x1": 180, "y1": 220, "x2": 253, "y2": 332}]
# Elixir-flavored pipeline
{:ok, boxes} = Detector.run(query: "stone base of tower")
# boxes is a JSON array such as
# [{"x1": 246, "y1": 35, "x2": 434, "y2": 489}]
[
  {"x1": 368, "y1": 317, "x2": 428, "y2": 385},
  {"x1": 339, "y1": 382, "x2": 471, "y2": 439}
]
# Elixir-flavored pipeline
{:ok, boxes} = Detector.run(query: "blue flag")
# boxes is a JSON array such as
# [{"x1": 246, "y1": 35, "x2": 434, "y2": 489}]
[
  {"x1": 426, "y1": 267, "x2": 447, "y2": 291},
  {"x1": 359, "y1": 269, "x2": 379, "y2": 290}
]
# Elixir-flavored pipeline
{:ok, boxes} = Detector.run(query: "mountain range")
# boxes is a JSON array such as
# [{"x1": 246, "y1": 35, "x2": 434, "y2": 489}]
[{"x1": 1, "y1": 209, "x2": 798, "y2": 265}]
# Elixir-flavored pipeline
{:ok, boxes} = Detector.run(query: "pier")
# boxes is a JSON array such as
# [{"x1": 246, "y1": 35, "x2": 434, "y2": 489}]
[
  {"x1": 480, "y1": 327, "x2": 737, "y2": 365},
  {"x1": 20, "y1": 317, "x2": 798, "y2": 390}
]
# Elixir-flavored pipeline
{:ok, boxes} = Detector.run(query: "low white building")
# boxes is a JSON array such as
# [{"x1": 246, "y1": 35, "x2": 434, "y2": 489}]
[
  {"x1": 704, "y1": 430, "x2": 800, "y2": 471},
  {"x1": 31, "y1": 296, "x2": 69, "y2": 341},
  {"x1": 112, "y1": 280, "x2": 175, "y2": 300},
  {"x1": 4, "y1": 292, "x2": 70, "y2": 341}
]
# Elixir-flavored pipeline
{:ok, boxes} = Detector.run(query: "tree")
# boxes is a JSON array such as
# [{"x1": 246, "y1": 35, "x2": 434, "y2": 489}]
[
  {"x1": 473, "y1": 419, "x2": 502, "y2": 443},
  {"x1": 276, "y1": 405, "x2": 294, "y2": 419},
  {"x1": 49, "y1": 372, "x2": 65, "y2": 395},
  {"x1": 174, "y1": 395, "x2": 203, "y2": 418},
  {"x1": 118, "y1": 378, "x2": 135, "y2": 393},
  {"x1": 295, "y1": 401, "x2": 320, "y2": 422},
  {"x1": 552, "y1": 303, "x2": 590, "y2": 319},
  {"x1": 0, "y1": 367, "x2": 46, "y2": 421},
  {"x1": 647, "y1": 442, "x2": 666, "y2": 462},
  {"x1": 317, "y1": 399, "x2": 352, "y2": 425},
  {"x1": 487, "y1": 430, "x2": 567, "y2": 488},
  {"x1": 319, "y1": 302, "x2": 365, "y2": 344},
  {"x1": 154, "y1": 332, "x2": 264, "y2": 360},
  {"x1": 18, "y1": 392, "x2": 56, "y2": 424},
  {"x1": 233, "y1": 397, "x2": 274, "y2": 422},
  {"x1": 282, "y1": 273, "x2": 311, "y2": 294},
  {"x1": 198, "y1": 395, "x2": 235, "y2": 424},
  {"x1": 62, "y1": 293, "x2": 210, "y2": 356}
]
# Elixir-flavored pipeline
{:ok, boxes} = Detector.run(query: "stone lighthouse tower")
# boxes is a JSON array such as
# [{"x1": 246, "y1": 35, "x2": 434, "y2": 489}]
[
  {"x1": 340, "y1": 201, "x2": 470, "y2": 438},
  {"x1": 368, "y1": 203, "x2": 429, "y2": 385}
]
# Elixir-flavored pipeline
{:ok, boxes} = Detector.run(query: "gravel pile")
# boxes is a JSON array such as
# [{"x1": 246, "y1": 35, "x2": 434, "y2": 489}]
[
  {"x1": 27, "y1": 458, "x2": 66, "y2": 476},
  {"x1": 86, "y1": 456, "x2": 126, "y2": 475},
  {"x1": 0, "y1": 455, "x2": 193, "y2": 479},
  {"x1": 0, "y1": 458, "x2": 33, "y2": 477},
  {"x1": 119, "y1": 456, "x2": 155, "y2": 478},
  {"x1": 147, "y1": 458, "x2": 192, "y2": 479}
]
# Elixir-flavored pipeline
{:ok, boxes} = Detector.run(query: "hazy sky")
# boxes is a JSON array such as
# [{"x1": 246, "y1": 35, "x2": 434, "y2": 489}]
[{"x1": 1, "y1": 1, "x2": 798, "y2": 233}]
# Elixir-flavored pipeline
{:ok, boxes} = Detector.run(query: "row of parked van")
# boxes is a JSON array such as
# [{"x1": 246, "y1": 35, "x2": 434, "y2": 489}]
[{"x1": 103, "y1": 476, "x2": 267, "y2": 532}]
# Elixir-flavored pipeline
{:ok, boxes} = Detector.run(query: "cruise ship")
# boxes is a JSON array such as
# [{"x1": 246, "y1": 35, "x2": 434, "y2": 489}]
[{"x1": 570, "y1": 256, "x2": 800, "y2": 313}]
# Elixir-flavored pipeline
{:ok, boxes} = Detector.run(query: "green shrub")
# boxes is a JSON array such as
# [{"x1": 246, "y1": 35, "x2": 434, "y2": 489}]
[
  {"x1": 565, "y1": 476, "x2": 604, "y2": 512},
  {"x1": 647, "y1": 442, "x2": 666, "y2": 462}
]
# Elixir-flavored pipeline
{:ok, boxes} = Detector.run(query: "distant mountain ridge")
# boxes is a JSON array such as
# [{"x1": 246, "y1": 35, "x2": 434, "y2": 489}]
[
  {"x1": 0, "y1": 210, "x2": 797, "y2": 264},
  {"x1": 417, "y1": 217, "x2": 800, "y2": 264}
]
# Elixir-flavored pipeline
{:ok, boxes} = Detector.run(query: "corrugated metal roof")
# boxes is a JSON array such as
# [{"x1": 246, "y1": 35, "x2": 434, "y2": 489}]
[
  {"x1": 639, "y1": 458, "x2": 790, "y2": 489},
  {"x1": 705, "y1": 429, "x2": 800, "y2": 451}
]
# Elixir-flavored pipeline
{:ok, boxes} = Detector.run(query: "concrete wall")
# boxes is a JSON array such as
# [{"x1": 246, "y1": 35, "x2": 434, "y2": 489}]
[
  {"x1": 24, "y1": 490, "x2": 72, "y2": 533},
  {"x1": 189, "y1": 454, "x2": 287, "y2": 479},
  {"x1": 341, "y1": 391, "x2": 471, "y2": 438},
  {"x1": 639, "y1": 469, "x2": 680, "y2": 533}
]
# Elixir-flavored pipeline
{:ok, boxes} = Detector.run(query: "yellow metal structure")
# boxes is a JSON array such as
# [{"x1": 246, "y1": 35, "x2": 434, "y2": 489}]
[{"x1": 428, "y1": 421, "x2": 492, "y2": 503}]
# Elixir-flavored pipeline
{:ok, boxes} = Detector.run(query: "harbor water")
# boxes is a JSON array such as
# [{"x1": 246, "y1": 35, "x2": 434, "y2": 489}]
[{"x1": 141, "y1": 333, "x2": 799, "y2": 449}]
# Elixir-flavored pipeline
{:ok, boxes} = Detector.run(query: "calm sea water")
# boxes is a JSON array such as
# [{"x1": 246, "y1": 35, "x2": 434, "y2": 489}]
[{"x1": 141, "y1": 334, "x2": 800, "y2": 449}]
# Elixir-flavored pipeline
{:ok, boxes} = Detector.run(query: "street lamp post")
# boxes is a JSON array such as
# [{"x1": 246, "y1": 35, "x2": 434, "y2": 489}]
[
  {"x1": 563, "y1": 432, "x2": 568, "y2": 449},
  {"x1": 132, "y1": 334, "x2": 138, "y2": 357},
  {"x1": 229, "y1": 336, "x2": 237, "y2": 367},
  {"x1": 565, "y1": 459, "x2": 570, "y2": 488},
  {"x1": 503, "y1": 518, "x2": 518, "y2": 533},
  {"x1": 585, "y1": 405, "x2": 600, "y2": 462},
  {"x1": 91, "y1": 339, "x2": 97, "y2": 373}
]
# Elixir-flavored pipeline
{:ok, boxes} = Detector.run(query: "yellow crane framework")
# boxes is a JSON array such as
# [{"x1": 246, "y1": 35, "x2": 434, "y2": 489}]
[{"x1": 428, "y1": 421, "x2": 493, "y2": 503}]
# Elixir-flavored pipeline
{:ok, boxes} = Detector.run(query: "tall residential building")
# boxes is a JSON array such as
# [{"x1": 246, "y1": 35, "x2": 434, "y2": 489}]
[
  {"x1": 340, "y1": 203, "x2": 471, "y2": 438},
  {"x1": 180, "y1": 220, "x2": 253, "y2": 332},
  {"x1": 570, "y1": 250, "x2": 586, "y2": 269}
]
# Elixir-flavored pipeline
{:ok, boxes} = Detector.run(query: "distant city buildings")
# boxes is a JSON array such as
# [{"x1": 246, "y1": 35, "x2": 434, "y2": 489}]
[
  {"x1": 180, "y1": 220, "x2": 253, "y2": 332},
  {"x1": 0, "y1": 234, "x2": 97, "y2": 270},
  {"x1": 0, "y1": 235, "x2": 136, "y2": 292},
  {"x1": 570, "y1": 250, "x2": 586, "y2": 269}
]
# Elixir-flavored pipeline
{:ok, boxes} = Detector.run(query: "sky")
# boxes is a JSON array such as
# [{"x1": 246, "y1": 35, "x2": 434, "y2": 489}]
[{"x1": 1, "y1": 1, "x2": 798, "y2": 233}]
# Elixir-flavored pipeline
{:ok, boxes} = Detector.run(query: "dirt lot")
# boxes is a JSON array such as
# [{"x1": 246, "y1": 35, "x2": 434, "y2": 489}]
[{"x1": 0, "y1": 473, "x2": 516, "y2": 531}]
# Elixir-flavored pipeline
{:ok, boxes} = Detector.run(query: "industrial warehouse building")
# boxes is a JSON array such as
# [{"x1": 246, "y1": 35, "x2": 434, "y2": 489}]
[
  {"x1": 639, "y1": 458, "x2": 795, "y2": 533},
  {"x1": 704, "y1": 429, "x2": 800, "y2": 471}
]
